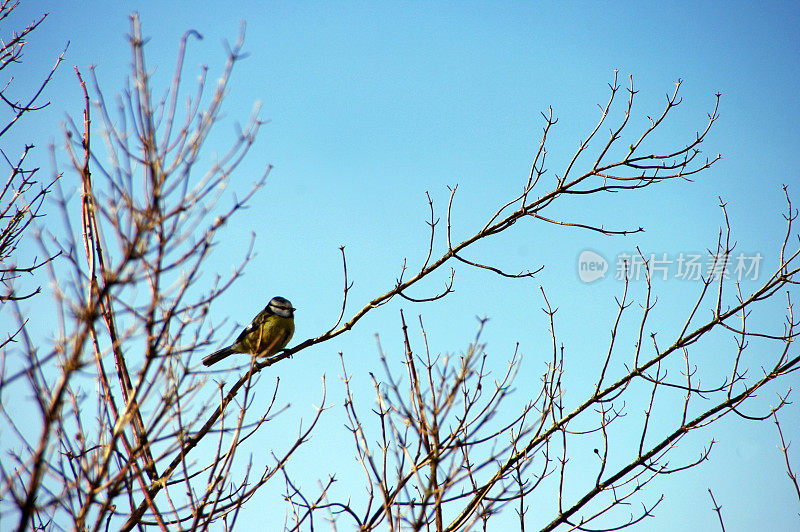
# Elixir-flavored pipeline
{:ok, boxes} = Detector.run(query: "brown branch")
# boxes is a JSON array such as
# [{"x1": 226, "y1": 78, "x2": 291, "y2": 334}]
[{"x1": 772, "y1": 408, "x2": 800, "y2": 509}]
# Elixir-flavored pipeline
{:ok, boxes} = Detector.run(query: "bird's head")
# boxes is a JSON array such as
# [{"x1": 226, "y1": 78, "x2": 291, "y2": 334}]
[{"x1": 268, "y1": 296, "x2": 295, "y2": 318}]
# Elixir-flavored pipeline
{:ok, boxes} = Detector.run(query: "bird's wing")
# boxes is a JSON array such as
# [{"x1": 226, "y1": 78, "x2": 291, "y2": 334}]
[{"x1": 234, "y1": 306, "x2": 272, "y2": 344}]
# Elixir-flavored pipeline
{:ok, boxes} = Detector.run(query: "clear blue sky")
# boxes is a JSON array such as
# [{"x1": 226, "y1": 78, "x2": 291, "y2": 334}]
[{"x1": 6, "y1": 1, "x2": 800, "y2": 530}]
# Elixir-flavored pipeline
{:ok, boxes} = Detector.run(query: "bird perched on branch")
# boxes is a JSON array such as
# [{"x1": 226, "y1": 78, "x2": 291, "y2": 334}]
[{"x1": 203, "y1": 296, "x2": 295, "y2": 366}]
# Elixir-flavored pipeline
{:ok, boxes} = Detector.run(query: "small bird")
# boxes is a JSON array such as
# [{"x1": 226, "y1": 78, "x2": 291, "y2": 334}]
[{"x1": 203, "y1": 296, "x2": 295, "y2": 367}]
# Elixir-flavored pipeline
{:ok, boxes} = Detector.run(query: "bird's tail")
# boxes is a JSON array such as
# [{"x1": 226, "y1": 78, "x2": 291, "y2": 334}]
[{"x1": 202, "y1": 345, "x2": 237, "y2": 367}]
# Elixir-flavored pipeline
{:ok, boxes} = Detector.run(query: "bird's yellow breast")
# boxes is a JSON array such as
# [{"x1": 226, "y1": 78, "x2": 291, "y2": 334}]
[{"x1": 244, "y1": 314, "x2": 294, "y2": 358}]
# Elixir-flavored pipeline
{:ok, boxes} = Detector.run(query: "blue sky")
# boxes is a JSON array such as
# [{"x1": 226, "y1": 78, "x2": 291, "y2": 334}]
[{"x1": 5, "y1": 1, "x2": 800, "y2": 530}]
